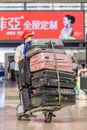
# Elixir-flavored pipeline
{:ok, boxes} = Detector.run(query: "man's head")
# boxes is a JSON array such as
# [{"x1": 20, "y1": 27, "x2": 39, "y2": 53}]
[{"x1": 21, "y1": 30, "x2": 34, "y2": 43}]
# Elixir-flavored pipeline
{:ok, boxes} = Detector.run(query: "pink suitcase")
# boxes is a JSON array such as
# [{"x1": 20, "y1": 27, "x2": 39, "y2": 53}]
[
  {"x1": 30, "y1": 53, "x2": 73, "y2": 73},
  {"x1": 30, "y1": 53, "x2": 72, "y2": 65},
  {"x1": 30, "y1": 61, "x2": 73, "y2": 73}
]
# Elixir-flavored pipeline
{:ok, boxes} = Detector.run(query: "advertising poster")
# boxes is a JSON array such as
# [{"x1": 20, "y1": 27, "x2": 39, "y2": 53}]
[{"x1": 0, "y1": 11, "x2": 84, "y2": 41}]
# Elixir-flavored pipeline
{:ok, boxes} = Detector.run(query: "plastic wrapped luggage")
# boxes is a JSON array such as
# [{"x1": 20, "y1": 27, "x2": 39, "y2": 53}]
[
  {"x1": 30, "y1": 52, "x2": 73, "y2": 73},
  {"x1": 26, "y1": 39, "x2": 65, "y2": 57},
  {"x1": 30, "y1": 62, "x2": 72, "y2": 73},
  {"x1": 30, "y1": 53, "x2": 72, "y2": 64},
  {"x1": 30, "y1": 61, "x2": 72, "y2": 73},
  {"x1": 30, "y1": 86, "x2": 76, "y2": 107},
  {"x1": 16, "y1": 38, "x2": 76, "y2": 123},
  {"x1": 31, "y1": 69, "x2": 76, "y2": 88},
  {"x1": 17, "y1": 86, "x2": 76, "y2": 116}
]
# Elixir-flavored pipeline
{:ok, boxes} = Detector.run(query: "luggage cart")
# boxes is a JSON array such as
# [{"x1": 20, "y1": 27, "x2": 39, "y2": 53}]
[
  {"x1": 16, "y1": 39, "x2": 76, "y2": 123},
  {"x1": 16, "y1": 85, "x2": 76, "y2": 122},
  {"x1": 16, "y1": 59, "x2": 76, "y2": 123}
]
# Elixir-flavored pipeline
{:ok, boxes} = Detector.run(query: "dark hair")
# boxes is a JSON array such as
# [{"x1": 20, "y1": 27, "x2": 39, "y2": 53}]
[{"x1": 65, "y1": 15, "x2": 75, "y2": 24}]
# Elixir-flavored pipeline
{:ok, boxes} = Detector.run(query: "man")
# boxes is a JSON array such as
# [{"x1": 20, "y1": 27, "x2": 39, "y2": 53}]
[
  {"x1": 14, "y1": 30, "x2": 34, "y2": 112},
  {"x1": 14, "y1": 30, "x2": 34, "y2": 86}
]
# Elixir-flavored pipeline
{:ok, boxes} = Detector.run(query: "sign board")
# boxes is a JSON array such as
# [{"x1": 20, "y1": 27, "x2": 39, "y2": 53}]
[{"x1": 0, "y1": 11, "x2": 84, "y2": 41}]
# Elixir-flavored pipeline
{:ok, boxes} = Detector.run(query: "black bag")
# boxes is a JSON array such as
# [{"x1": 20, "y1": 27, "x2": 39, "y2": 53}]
[
  {"x1": 31, "y1": 70, "x2": 76, "y2": 88},
  {"x1": 19, "y1": 57, "x2": 31, "y2": 87},
  {"x1": 30, "y1": 86, "x2": 76, "y2": 107},
  {"x1": 26, "y1": 39, "x2": 65, "y2": 57}
]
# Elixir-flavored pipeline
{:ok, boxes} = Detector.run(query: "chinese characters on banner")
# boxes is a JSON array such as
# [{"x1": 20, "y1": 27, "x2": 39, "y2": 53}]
[{"x1": 0, "y1": 11, "x2": 84, "y2": 41}]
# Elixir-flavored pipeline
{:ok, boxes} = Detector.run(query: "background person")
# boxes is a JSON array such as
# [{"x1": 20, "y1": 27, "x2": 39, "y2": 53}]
[
  {"x1": 59, "y1": 15, "x2": 75, "y2": 40},
  {"x1": 9, "y1": 59, "x2": 15, "y2": 81},
  {"x1": 78, "y1": 64, "x2": 87, "y2": 77},
  {"x1": 0, "y1": 63, "x2": 4, "y2": 82},
  {"x1": 72, "y1": 60, "x2": 78, "y2": 76}
]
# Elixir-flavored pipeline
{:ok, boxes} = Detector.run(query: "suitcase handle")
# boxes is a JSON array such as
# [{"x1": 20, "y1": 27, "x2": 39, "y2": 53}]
[
  {"x1": 44, "y1": 56, "x2": 49, "y2": 59},
  {"x1": 45, "y1": 42, "x2": 56, "y2": 45}
]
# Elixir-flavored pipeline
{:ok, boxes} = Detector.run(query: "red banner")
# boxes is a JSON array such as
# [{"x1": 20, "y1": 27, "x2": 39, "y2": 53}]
[{"x1": 0, "y1": 11, "x2": 84, "y2": 41}]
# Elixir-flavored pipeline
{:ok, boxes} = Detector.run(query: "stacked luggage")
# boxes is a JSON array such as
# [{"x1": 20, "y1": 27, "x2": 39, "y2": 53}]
[{"x1": 17, "y1": 39, "x2": 76, "y2": 122}]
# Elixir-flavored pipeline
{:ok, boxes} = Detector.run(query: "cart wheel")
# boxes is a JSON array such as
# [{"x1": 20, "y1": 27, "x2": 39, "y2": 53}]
[
  {"x1": 17, "y1": 115, "x2": 22, "y2": 120},
  {"x1": 44, "y1": 112, "x2": 52, "y2": 123}
]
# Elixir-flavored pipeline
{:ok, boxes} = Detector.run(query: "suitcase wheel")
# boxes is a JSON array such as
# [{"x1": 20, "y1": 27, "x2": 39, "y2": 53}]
[
  {"x1": 43, "y1": 111, "x2": 53, "y2": 123},
  {"x1": 17, "y1": 115, "x2": 22, "y2": 120}
]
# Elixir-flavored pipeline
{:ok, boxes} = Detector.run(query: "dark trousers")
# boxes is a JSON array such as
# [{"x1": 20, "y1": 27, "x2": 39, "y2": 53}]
[
  {"x1": 11, "y1": 69, "x2": 15, "y2": 81},
  {"x1": 15, "y1": 71, "x2": 20, "y2": 88},
  {"x1": 72, "y1": 68, "x2": 78, "y2": 76},
  {"x1": 15, "y1": 70, "x2": 31, "y2": 110},
  {"x1": 15, "y1": 70, "x2": 21, "y2": 103}
]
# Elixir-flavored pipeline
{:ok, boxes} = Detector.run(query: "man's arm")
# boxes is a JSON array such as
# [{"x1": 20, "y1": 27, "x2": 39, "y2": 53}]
[
  {"x1": 14, "y1": 55, "x2": 20, "y2": 64},
  {"x1": 14, "y1": 45, "x2": 23, "y2": 65}
]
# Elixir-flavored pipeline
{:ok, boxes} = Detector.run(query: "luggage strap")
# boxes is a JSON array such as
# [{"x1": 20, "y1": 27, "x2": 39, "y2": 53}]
[{"x1": 50, "y1": 40, "x2": 61, "y2": 105}]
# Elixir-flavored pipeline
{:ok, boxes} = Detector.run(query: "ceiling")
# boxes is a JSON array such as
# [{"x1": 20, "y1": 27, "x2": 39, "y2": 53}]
[{"x1": 0, "y1": 0, "x2": 87, "y2": 3}]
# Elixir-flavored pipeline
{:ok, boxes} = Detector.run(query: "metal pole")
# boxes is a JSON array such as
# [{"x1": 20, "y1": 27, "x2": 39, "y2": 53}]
[{"x1": 86, "y1": 34, "x2": 87, "y2": 64}]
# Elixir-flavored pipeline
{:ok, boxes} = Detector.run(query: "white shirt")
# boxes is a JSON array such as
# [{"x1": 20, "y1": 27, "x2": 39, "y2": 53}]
[
  {"x1": 10, "y1": 61, "x2": 15, "y2": 70},
  {"x1": 72, "y1": 62, "x2": 77, "y2": 70},
  {"x1": 14, "y1": 44, "x2": 24, "y2": 71}
]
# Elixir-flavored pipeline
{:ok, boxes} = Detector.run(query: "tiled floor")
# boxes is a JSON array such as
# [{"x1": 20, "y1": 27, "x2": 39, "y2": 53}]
[{"x1": 0, "y1": 80, "x2": 87, "y2": 130}]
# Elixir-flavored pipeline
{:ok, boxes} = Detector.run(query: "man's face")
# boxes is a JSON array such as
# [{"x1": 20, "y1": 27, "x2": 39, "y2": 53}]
[{"x1": 25, "y1": 36, "x2": 34, "y2": 43}]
